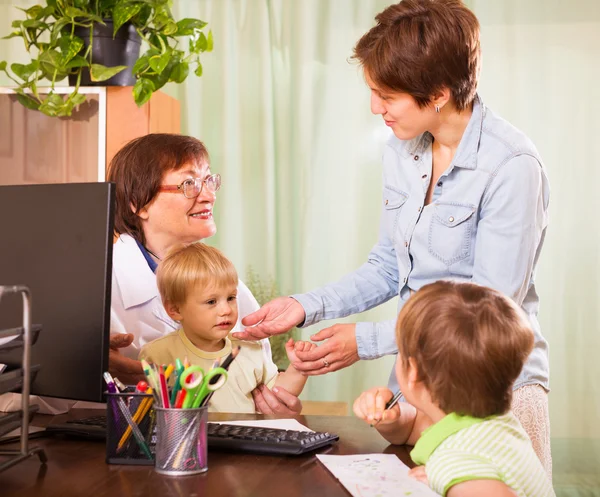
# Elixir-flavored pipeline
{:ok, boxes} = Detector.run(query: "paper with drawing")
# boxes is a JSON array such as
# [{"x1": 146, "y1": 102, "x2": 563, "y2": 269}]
[{"x1": 317, "y1": 453, "x2": 438, "y2": 497}]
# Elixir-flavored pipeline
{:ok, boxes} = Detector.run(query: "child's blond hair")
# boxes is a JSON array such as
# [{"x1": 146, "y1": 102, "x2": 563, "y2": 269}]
[
  {"x1": 396, "y1": 280, "x2": 534, "y2": 418},
  {"x1": 156, "y1": 243, "x2": 238, "y2": 306}
]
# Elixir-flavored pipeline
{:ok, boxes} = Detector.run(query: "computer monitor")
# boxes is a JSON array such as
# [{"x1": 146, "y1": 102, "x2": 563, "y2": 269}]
[{"x1": 0, "y1": 182, "x2": 114, "y2": 402}]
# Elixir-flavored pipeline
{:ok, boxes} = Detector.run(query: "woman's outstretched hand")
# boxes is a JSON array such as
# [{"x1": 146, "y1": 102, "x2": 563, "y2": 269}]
[{"x1": 234, "y1": 297, "x2": 306, "y2": 340}]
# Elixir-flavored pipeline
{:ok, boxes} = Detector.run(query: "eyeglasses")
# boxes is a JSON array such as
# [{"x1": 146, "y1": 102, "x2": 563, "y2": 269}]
[{"x1": 158, "y1": 173, "x2": 222, "y2": 199}]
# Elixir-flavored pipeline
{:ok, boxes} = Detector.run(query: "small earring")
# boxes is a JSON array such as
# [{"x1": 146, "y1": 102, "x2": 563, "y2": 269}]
[{"x1": 435, "y1": 105, "x2": 440, "y2": 113}]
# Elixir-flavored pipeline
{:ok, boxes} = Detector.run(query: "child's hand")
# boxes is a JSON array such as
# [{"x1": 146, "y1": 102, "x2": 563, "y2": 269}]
[
  {"x1": 285, "y1": 339, "x2": 316, "y2": 365},
  {"x1": 408, "y1": 466, "x2": 429, "y2": 486},
  {"x1": 353, "y1": 387, "x2": 400, "y2": 426}
]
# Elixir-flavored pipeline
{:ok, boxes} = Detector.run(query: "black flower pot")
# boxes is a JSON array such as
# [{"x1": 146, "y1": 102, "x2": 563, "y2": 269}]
[{"x1": 69, "y1": 20, "x2": 141, "y2": 86}]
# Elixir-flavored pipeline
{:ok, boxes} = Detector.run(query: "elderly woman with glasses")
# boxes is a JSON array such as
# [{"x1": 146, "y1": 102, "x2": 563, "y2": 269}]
[{"x1": 107, "y1": 134, "x2": 301, "y2": 415}]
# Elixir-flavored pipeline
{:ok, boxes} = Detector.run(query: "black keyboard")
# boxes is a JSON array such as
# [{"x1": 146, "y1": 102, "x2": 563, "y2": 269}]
[
  {"x1": 45, "y1": 416, "x2": 339, "y2": 455},
  {"x1": 207, "y1": 423, "x2": 339, "y2": 455},
  {"x1": 45, "y1": 415, "x2": 107, "y2": 440}
]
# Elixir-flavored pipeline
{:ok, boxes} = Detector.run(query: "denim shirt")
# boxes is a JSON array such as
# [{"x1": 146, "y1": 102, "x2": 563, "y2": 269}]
[{"x1": 293, "y1": 95, "x2": 550, "y2": 391}]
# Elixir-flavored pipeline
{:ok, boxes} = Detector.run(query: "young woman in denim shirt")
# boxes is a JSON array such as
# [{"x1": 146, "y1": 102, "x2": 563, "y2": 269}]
[{"x1": 235, "y1": 0, "x2": 552, "y2": 478}]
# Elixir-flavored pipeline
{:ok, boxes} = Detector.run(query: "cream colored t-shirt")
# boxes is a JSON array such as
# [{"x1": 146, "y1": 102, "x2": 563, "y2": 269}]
[{"x1": 139, "y1": 330, "x2": 279, "y2": 413}]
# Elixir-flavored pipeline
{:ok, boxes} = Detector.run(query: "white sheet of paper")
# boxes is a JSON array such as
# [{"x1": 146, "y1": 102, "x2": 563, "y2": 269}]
[
  {"x1": 0, "y1": 334, "x2": 18, "y2": 347},
  {"x1": 317, "y1": 453, "x2": 438, "y2": 497},
  {"x1": 0, "y1": 425, "x2": 45, "y2": 441},
  {"x1": 213, "y1": 418, "x2": 313, "y2": 432}
]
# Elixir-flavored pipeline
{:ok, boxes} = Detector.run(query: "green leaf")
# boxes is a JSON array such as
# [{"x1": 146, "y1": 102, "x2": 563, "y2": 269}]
[
  {"x1": 134, "y1": 5, "x2": 153, "y2": 26},
  {"x1": 39, "y1": 49, "x2": 63, "y2": 78},
  {"x1": 50, "y1": 19, "x2": 72, "y2": 44},
  {"x1": 65, "y1": 7, "x2": 103, "y2": 23},
  {"x1": 46, "y1": 93, "x2": 65, "y2": 107},
  {"x1": 133, "y1": 78, "x2": 155, "y2": 107},
  {"x1": 38, "y1": 6, "x2": 55, "y2": 19},
  {"x1": 148, "y1": 50, "x2": 171, "y2": 75},
  {"x1": 90, "y1": 63, "x2": 128, "y2": 82},
  {"x1": 65, "y1": 6, "x2": 89, "y2": 18},
  {"x1": 65, "y1": 55, "x2": 89, "y2": 69},
  {"x1": 22, "y1": 20, "x2": 47, "y2": 30},
  {"x1": 195, "y1": 62, "x2": 203, "y2": 77},
  {"x1": 2, "y1": 32, "x2": 24, "y2": 40},
  {"x1": 206, "y1": 30, "x2": 213, "y2": 52},
  {"x1": 194, "y1": 32, "x2": 208, "y2": 52},
  {"x1": 112, "y1": 3, "x2": 142, "y2": 35},
  {"x1": 169, "y1": 61, "x2": 189, "y2": 83},
  {"x1": 16, "y1": 93, "x2": 40, "y2": 111},
  {"x1": 0, "y1": 61, "x2": 6, "y2": 71},
  {"x1": 11, "y1": 63, "x2": 27, "y2": 79},
  {"x1": 58, "y1": 35, "x2": 84, "y2": 64},
  {"x1": 131, "y1": 55, "x2": 149, "y2": 74},
  {"x1": 163, "y1": 21, "x2": 178, "y2": 36},
  {"x1": 70, "y1": 93, "x2": 87, "y2": 106},
  {"x1": 11, "y1": 20, "x2": 22, "y2": 29},
  {"x1": 10, "y1": 62, "x2": 38, "y2": 81},
  {"x1": 25, "y1": 5, "x2": 43, "y2": 20},
  {"x1": 176, "y1": 18, "x2": 208, "y2": 36}
]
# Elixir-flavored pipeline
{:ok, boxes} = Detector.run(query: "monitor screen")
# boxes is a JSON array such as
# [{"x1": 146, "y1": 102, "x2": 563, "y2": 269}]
[{"x1": 0, "y1": 182, "x2": 114, "y2": 402}]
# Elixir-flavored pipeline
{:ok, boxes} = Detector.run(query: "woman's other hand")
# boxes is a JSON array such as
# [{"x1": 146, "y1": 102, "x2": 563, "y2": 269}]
[
  {"x1": 108, "y1": 333, "x2": 144, "y2": 385},
  {"x1": 235, "y1": 297, "x2": 306, "y2": 340},
  {"x1": 251, "y1": 384, "x2": 302, "y2": 414},
  {"x1": 290, "y1": 324, "x2": 359, "y2": 375},
  {"x1": 353, "y1": 387, "x2": 400, "y2": 426}
]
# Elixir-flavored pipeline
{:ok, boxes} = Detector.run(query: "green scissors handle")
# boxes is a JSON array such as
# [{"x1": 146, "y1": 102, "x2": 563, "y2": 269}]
[{"x1": 180, "y1": 366, "x2": 228, "y2": 409}]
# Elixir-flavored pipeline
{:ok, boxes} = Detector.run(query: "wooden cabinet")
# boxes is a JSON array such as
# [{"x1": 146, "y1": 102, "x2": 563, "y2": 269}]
[{"x1": 0, "y1": 87, "x2": 180, "y2": 185}]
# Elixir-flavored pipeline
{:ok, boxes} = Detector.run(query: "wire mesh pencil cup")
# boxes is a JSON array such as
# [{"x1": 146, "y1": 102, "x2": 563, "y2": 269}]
[
  {"x1": 154, "y1": 407, "x2": 208, "y2": 476},
  {"x1": 106, "y1": 392, "x2": 155, "y2": 465}
]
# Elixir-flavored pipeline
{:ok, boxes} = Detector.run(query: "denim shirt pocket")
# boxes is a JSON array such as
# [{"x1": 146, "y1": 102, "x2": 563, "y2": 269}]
[
  {"x1": 429, "y1": 202, "x2": 476, "y2": 265},
  {"x1": 383, "y1": 185, "x2": 409, "y2": 241}
]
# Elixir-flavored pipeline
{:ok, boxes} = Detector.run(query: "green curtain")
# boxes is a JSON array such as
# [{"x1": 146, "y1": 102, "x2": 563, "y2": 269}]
[{"x1": 2, "y1": 1, "x2": 599, "y2": 494}]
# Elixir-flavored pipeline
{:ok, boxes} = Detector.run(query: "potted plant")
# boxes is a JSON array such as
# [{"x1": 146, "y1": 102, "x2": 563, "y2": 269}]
[
  {"x1": 0, "y1": 0, "x2": 213, "y2": 117},
  {"x1": 245, "y1": 268, "x2": 297, "y2": 371}
]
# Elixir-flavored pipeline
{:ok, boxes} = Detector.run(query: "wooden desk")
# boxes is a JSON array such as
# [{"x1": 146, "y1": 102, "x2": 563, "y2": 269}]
[{"x1": 1, "y1": 410, "x2": 414, "y2": 497}]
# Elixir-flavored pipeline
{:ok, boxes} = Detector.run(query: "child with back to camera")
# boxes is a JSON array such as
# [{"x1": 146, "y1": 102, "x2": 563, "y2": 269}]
[
  {"x1": 354, "y1": 281, "x2": 555, "y2": 497},
  {"x1": 139, "y1": 242, "x2": 314, "y2": 413}
]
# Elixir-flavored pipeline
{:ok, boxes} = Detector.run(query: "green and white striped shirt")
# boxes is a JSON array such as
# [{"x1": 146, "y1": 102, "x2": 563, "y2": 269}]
[{"x1": 410, "y1": 412, "x2": 554, "y2": 497}]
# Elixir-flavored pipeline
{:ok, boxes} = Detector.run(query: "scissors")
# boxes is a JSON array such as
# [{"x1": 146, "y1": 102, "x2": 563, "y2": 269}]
[{"x1": 180, "y1": 365, "x2": 228, "y2": 409}]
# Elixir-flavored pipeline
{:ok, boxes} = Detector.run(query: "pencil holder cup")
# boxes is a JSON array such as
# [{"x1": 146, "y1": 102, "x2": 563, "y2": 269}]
[
  {"x1": 154, "y1": 407, "x2": 208, "y2": 476},
  {"x1": 105, "y1": 392, "x2": 155, "y2": 465}
]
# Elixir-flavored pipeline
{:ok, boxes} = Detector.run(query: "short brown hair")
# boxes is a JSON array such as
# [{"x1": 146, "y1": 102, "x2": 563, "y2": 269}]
[
  {"x1": 397, "y1": 281, "x2": 534, "y2": 418},
  {"x1": 107, "y1": 134, "x2": 210, "y2": 245},
  {"x1": 353, "y1": 0, "x2": 480, "y2": 111},
  {"x1": 156, "y1": 242, "x2": 238, "y2": 307}
]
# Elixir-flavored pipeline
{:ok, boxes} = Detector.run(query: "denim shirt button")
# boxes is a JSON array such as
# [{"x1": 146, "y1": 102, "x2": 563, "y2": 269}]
[
  {"x1": 448, "y1": 216, "x2": 455, "y2": 223},
  {"x1": 437, "y1": 182, "x2": 443, "y2": 187},
  {"x1": 385, "y1": 199, "x2": 389, "y2": 205},
  {"x1": 414, "y1": 155, "x2": 419, "y2": 161}
]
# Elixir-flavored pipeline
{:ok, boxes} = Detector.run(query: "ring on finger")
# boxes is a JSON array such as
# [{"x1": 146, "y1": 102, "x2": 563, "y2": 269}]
[{"x1": 322, "y1": 358, "x2": 330, "y2": 367}]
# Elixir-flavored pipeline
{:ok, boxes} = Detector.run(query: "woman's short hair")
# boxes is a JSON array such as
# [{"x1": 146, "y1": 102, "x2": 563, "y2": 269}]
[
  {"x1": 107, "y1": 133, "x2": 210, "y2": 244},
  {"x1": 353, "y1": 0, "x2": 481, "y2": 111},
  {"x1": 396, "y1": 281, "x2": 534, "y2": 418},
  {"x1": 156, "y1": 242, "x2": 238, "y2": 307}
]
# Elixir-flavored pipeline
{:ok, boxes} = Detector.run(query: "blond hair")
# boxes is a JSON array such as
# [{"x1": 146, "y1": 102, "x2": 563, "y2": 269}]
[
  {"x1": 397, "y1": 281, "x2": 534, "y2": 418},
  {"x1": 156, "y1": 243, "x2": 238, "y2": 306}
]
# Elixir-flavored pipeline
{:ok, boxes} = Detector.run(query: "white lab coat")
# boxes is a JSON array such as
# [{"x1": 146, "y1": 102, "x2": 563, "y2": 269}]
[{"x1": 111, "y1": 234, "x2": 275, "y2": 363}]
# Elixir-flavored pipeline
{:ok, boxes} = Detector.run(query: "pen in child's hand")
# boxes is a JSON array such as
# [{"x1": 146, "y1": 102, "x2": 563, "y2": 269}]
[{"x1": 371, "y1": 390, "x2": 402, "y2": 427}]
